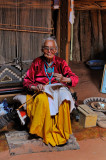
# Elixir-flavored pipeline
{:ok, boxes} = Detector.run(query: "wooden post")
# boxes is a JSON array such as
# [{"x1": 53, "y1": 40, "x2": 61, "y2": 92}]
[
  {"x1": 56, "y1": 10, "x2": 60, "y2": 57},
  {"x1": 65, "y1": 0, "x2": 71, "y2": 64},
  {"x1": 60, "y1": 0, "x2": 71, "y2": 64}
]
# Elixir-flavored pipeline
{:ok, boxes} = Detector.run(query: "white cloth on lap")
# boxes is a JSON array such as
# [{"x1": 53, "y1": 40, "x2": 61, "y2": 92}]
[
  {"x1": 44, "y1": 83, "x2": 75, "y2": 116},
  {"x1": 13, "y1": 83, "x2": 75, "y2": 116}
]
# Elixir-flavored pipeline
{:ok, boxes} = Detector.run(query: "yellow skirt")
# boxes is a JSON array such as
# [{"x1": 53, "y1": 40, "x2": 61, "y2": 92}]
[{"x1": 26, "y1": 92, "x2": 72, "y2": 146}]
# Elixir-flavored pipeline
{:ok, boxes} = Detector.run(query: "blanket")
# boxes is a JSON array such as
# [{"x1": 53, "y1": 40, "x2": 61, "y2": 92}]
[{"x1": 5, "y1": 130, "x2": 80, "y2": 156}]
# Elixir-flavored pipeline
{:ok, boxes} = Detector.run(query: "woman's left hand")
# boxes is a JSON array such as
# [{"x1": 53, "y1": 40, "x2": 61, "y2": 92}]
[
  {"x1": 54, "y1": 73, "x2": 63, "y2": 82},
  {"x1": 54, "y1": 73, "x2": 71, "y2": 83}
]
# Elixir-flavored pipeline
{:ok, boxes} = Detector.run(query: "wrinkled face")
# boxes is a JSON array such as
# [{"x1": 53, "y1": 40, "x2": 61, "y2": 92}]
[{"x1": 43, "y1": 40, "x2": 57, "y2": 60}]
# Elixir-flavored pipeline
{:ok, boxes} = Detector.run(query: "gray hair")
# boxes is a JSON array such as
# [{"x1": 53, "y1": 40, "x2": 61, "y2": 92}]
[{"x1": 42, "y1": 36, "x2": 58, "y2": 51}]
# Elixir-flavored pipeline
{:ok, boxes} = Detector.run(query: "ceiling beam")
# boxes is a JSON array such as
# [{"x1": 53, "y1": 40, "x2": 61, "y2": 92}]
[
  {"x1": 0, "y1": 1, "x2": 51, "y2": 9},
  {"x1": 75, "y1": 0, "x2": 106, "y2": 2},
  {"x1": 74, "y1": 1, "x2": 106, "y2": 10}
]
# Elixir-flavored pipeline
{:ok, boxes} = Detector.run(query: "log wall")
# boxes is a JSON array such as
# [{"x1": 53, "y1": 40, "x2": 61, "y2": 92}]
[
  {"x1": 101, "y1": 10, "x2": 106, "y2": 60},
  {"x1": 72, "y1": 10, "x2": 106, "y2": 62}
]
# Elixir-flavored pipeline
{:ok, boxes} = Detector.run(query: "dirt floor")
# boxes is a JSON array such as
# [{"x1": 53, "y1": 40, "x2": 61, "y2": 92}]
[
  {"x1": 0, "y1": 61, "x2": 106, "y2": 160},
  {"x1": 69, "y1": 61, "x2": 106, "y2": 102},
  {"x1": 0, "y1": 137, "x2": 106, "y2": 160}
]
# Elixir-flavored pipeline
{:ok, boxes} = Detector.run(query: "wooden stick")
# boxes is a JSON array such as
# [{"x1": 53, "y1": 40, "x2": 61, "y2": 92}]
[
  {"x1": 0, "y1": 23, "x2": 54, "y2": 30},
  {"x1": 17, "y1": 82, "x2": 49, "y2": 110},
  {"x1": 0, "y1": 27, "x2": 52, "y2": 34},
  {"x1": 17, "y1": 92, "x2": 37, "y2": 110}
]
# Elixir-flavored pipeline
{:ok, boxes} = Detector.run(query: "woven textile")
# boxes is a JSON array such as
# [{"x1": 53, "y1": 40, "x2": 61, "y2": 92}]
[{"x1": 5, "y1": 130, "x2": 80, "y2": 156}]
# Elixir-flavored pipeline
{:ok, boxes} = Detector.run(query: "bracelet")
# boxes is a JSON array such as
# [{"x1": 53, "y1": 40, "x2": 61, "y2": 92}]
[{"x1": 67, "y1": 78, "x2": 72, "y2": 85}]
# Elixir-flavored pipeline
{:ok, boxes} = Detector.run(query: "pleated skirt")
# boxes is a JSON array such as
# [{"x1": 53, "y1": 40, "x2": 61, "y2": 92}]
[{"x1": 26, "y1": 92, "x2": 72, "y2": 146}]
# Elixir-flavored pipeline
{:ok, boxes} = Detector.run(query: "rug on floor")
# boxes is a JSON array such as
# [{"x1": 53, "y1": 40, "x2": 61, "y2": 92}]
[{"x1": 5, "y1": 130, "x2": 80, "y2": 156}]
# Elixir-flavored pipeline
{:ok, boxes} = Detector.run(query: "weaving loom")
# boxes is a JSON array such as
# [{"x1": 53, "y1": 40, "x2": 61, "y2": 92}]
[{"x1": 0, "y1": 0, "x2": 52, "y2": 94}]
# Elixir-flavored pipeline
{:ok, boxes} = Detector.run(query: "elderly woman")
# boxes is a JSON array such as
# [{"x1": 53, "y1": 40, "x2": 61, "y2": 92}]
[{"x1": 23, "y1": 37, "x2": 79, "y2": 146}]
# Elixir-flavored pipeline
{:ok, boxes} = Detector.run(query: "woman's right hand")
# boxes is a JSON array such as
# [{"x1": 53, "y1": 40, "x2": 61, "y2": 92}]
[{"x1": 30, "y1": 84, "x2": 45, "y2": 92}]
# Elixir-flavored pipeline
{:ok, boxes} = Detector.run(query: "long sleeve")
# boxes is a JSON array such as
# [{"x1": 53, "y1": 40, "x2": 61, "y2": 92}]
[
  {"x1": 60, "y1": 59, "x2": 79, "y2": 87},
  {"x1": 23, "y1": 56, "x2": 52, "y2": 89},
  {"x1": 23, "y1": 60, "x2": 37, "y2": 89}
]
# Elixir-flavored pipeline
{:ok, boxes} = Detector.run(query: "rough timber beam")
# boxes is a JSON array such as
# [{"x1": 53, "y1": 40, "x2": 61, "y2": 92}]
[{"x1": 74, "y1": 0, "x2": 106, "y2": 10}]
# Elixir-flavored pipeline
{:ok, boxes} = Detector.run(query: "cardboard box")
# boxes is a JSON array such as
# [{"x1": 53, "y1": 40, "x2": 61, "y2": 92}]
[{"x1": 78, "y1": 104, "x2": 97, "y2": 128}]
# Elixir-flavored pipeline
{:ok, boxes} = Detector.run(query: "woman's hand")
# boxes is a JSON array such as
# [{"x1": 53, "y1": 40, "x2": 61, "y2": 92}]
[
  {"x1": 54, "y1": 73, "x2": 63, "y2": 82},
  {"x1": 54, "y1": 73, "x2": 71, "y2": 83},
  {"x1": 30, "y1": 84, "x2": 45, "y2": 92}
]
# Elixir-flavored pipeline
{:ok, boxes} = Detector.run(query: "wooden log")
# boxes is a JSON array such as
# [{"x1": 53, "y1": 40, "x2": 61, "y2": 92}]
[
  {"x1": 75, "y1": 1, "x2": 106, "y2": 10},
  {"x1": 60, "y1": 0, "x2": 69, "y2": 62},
  {"x1": 90, "y1": 10, "x2": 104, "y2": 59},
  {"x1": 73, "y1": 11, "x2": 80, "y2": 62},
  {"x1": 98, "y1": 10, "x2": 104, "y2": 57},
  {"x1": 90, "y1": 10, "x2": 99, "y2": 58},
  {"x1": 56, "y1": 10, "x2": 60, "y2": 57},
  {"x1": 0, "y1": 0, "x2": 51, "y2": 9},
  {"x1": 80, "y1": 11, "x2": 91, "y2": 61},
  {"x1": 101, "y1": 10, "x2": 106, "y2": 58}
]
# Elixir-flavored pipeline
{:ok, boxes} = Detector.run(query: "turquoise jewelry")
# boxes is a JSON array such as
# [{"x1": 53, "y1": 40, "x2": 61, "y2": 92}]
[
  {"x1": 47, "y1": 67, "x2": 53, "y2": 73},
  {"x1": 44, "y1": 62, "x2": 54, "y2": 84},
  {"x1": 45, "y1": 62, "x2": 54, "y2": 73}
]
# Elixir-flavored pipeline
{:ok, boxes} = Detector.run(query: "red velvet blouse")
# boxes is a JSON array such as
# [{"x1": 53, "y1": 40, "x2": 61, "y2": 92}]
[{"x1": 23, "y1": 55, "x2": 79, "y2": 89}]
